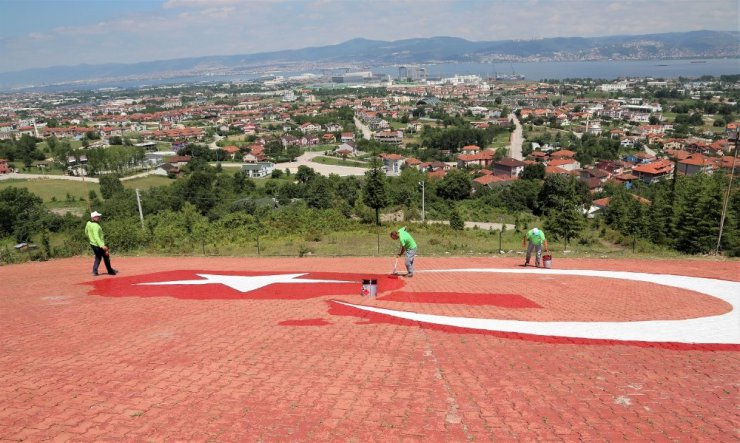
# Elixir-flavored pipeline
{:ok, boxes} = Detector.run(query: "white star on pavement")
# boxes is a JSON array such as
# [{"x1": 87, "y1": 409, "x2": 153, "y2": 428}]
[{"x1": 137, "y1": 273, "x2": 353, "y2": 293}]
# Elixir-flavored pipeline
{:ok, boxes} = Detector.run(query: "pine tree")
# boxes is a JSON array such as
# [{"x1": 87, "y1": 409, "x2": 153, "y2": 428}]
[{"x1": 362, "y1": 158, "x2": 389, "y2": 226}]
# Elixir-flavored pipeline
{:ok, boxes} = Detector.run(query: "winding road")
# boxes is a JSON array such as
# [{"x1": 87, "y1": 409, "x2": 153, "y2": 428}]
[{"x1": 507, "y1": 113, "x2": 524, "y2": 160}]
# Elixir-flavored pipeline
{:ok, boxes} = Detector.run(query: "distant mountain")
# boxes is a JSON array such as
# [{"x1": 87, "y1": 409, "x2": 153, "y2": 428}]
[{"x1": 1, "y1": 30, "x2": 737, "y2": 90}]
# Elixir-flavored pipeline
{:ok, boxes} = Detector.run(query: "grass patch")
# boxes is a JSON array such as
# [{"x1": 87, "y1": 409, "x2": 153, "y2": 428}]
[
  {"x1": 0, "y1": 178, "x2": 99, "y2": 203},
  {"x1": 122, "y1": 175, "x2": 174, "y2": 190},
  {"x1": 489, "y1": 131, "x2": 511, "y2": 149},
  {"x1": 311, "y1": 156, "x2": 371, "y2": 168}
]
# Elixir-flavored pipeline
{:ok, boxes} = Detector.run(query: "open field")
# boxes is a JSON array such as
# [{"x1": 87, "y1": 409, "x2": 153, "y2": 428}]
[
  {"x1": 311, "y1": 156, "x2": 371, "y2": 168},
  {"x1": 0, "y1": 178, "x2": 99, "y2": 202},
  {"x1": 122, "y1": 175, "x2": 174, "y2": 190}
]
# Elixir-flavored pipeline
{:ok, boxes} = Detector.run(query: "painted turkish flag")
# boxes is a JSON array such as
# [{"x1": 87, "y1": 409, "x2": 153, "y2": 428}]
[{"x1": 84, "y1": 270, "x2": 406, "y2": 300}]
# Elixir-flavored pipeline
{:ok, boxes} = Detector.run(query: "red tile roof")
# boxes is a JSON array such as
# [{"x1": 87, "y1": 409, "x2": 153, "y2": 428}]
[{"x1": 633, "y1": 159, "x2": 673, "y2": 175}]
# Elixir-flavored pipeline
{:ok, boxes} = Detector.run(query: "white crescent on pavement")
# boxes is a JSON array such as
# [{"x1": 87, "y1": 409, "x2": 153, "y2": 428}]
[{"x1": 333, "y1": 268, "x2": 740, "y2": 345}]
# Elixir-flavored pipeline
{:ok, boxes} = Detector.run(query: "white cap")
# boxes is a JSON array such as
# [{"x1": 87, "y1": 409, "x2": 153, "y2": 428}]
[
  {"x1": 532, "y1": 228, "x2": 539, "y2": 234},
  {"x1": 91, "y1": 211, "x2": 102, "y2": 218}
]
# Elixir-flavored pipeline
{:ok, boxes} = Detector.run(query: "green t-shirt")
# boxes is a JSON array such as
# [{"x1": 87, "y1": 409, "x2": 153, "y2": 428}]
[
  {"x1": 526, "y1": 228, "x2": 546, "y2": 245},
  {"x1": 85, "y1": 221, "x2": 105, "y2": 247},
  {"x1": 398, "y1": 227, "x2": 417, "y2": 250}
]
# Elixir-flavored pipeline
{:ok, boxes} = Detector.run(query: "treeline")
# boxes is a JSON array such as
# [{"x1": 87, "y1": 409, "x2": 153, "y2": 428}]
[
  {"x1": 0, "y1": 135, "x2": 46, "y2": 167},
  {"x1": 603, "y1": 172, "x2": 740, "y2": 256},
  {"x1": 291, "y1": 106, "x2": 354, "y2": 126},
  {"x1": 1, "y1": 158, "x2": 738, "y2": 261},
  {"x1": 419, "y1": 124, "x2": 511, "y2": 157}
]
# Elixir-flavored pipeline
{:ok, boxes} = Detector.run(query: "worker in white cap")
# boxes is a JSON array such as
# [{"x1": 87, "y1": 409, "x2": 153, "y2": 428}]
[
  {"x1": 522, "y1": 227, "x2": 549, "y2": 267},
  {"x1": 84, "y1": 211, "x2": 118, "y2": 276}
]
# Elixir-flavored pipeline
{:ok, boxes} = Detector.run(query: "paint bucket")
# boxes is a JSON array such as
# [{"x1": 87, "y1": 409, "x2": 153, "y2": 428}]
[
  {"x1": 542, "y1": 254, "x2": 553, "y2": 269},
  {"x1": 361, "y1": 279, "x2": 378, "y2": 297}
]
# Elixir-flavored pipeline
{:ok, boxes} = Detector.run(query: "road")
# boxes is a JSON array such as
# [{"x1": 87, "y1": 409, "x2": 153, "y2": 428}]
[
  {"x1": 507, "y1": 113, "x2": 524, "y2": 160},
  {"x1": 275, "y1": 151, "x2": 368, "y2": 177},
  {"x1": 423, "y1": 220, "x2": 515, "y2": 231},
  {"x1": 0, "y1": 172, "x2": 100, "y2": 183},
  {"x1": 353, "y1": 117, "x2": 372, "y2": 140},
  {"x1": 208, "y1": 134, "x2": 223, "y2": 150}
]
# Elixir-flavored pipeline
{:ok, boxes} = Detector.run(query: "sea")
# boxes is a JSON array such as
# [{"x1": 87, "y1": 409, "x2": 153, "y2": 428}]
[
  {"x1": 377, "y1": 58, "x2": 740, "y2": 81},
  {"x1": 141, "y1": 58, "x2": 740, "y2": 89},
  {"x1": 17, "y1": 58, "x2": 740, "y2": 92}
]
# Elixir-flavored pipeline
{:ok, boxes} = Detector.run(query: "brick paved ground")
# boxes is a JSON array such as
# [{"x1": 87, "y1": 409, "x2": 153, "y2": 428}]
[{"x1": 0, "y1": 256, "x2": 738, "y2": 442}]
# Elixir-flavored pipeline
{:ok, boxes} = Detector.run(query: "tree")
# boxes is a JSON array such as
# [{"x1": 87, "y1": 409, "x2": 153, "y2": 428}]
[
  {"x1": 537, "y1": 174, "x2": 583, "y2": 216},
  {"x1": 286, "y1": 145, "x2": 301, "y2": 161},
  {"x1": 180, "y1": 171, "x2": 216, "y2": 214},
  {"x1": 362, "y1": 158, "x2": 389, "y2": 225},
  {"x1": 520, "y1": 163, "x2": 545, "y2": 180},
  {"x1": 674, "y1": 174, "x2": 722, "y2": 254},
  {"x1": 295, "y1": 165, "x2": 316, "y2": 184},
  {"x1": 544, "y1": 203, "x2": 585, "y2": 250},
  {"x1": 449, "y1": 206, "x2": 465, "y2": 230},
  {"x1": 305, "y1": 176, "x2": 335, "y2": 209},
  {"x1": 99, "y1": 175, "x2": 125, "y2": 200},
  {"x1": 265, "y1": 140, "x2": 284, "y2": 159},
  {"x1": 436, "y1": 169, "x2": 472, "y2": 201},
  {"x1": 0, "y1": 187, "x2": 45, "y2": 242}
]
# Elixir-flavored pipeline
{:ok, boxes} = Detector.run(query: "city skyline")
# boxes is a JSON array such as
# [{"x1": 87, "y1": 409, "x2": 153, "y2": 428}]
[{"x1": 1, "y1": 0, "x2": 738, "y2": 73}]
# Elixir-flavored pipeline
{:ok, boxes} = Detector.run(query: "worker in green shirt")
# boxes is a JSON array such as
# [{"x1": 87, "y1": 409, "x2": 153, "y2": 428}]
[
  {"x1": 390, "y1": 226, "x2": 417, "y2": 277},
  {"x1": 522, "y1": 227, "x2": 549, "y2": 267},
  {"x1": 85, "y1": 211, "x2": 118, "y2": 276}
]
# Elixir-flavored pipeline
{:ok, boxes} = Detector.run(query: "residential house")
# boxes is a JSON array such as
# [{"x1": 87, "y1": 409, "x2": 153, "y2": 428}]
[
  {"x1": 381, "y1": 153, "x2": 406, "y2": 176},
  {"x1": 419, "y1": 161, "x2": 449, "y2": 174},
  {"x1": 340, "y1": 132, "x2": 356, "y2": 143},
  {"x1": 677, "y1": 154, "x2": 714, "y2": 176},
  {"x1": 493, "y1": 157, "x2": 526, "y2": 177},
  {"x1": 547, "y1": 158, "x2": 580, "y2": 172},
  {"x1": 473, "y1": 174, "x2": 517, "y2": 189},
  {"x1": 623, "y1": 152, "x2": 652, "y2": 164},
  {"x1": 529, "y1": 151, "x2": 549, "y2": 162},
  {"x1": 405, "y1": 158, "x2": 422, "y2": 170},
  {"x1": 545, "y1": 165, "x2": 571, "y2": 176},
  {"x1": 595, "y1": 160, "x2": 626, "y2": 176},
  {"x1": 167, "y1": 155, "x2": 192, "y2": 167},
  {"x1": 144, "y1": 150, "x2": 176, "y2": 167},
  {"x1": 281, "y1": 135, "x2": 300, "y2": 146},
  {"x1": 582, "y1": 177, "x2": 605, "y2": 194},
  {"x1": 154, "y1": 163, "x2": 181, "y2": 177},
  {"x1": 612, "y1": 172, "x2": 639, "y2": 188},
  {"x1": 725, "y1": 122, "x2": 739, "y2": 139},
  {"x1": 550, "y1": 149, "x2": 576, "y2": 159},
  {"x1": 579, "y1": 168, "x2": 611, "y2": 182},
  {"x1": 0, "y1": 159, "x2": 11, "y2": 174},
  {"x1": 241, "y1": 162, "x2": 274, "y2": 178},
  {"x1": 299, "y1": 122, "x2": 321, "y2": 133},
  {"x1": 374, "y1": 130, "x2": 404, "y2": 145},
  {"x1": 587, "y1": 194, "x2": 651, "y2": 218},
  {"x1": 335, "y1": 142, "x2": 358, "y2": 157},
  {"x1": 457, "y1": 150, "x2": 495, "y2": 169},
  {"x1": 222, "y1": 145, "x2": 241, "y2": 160},
  {"x1": 460, "y1": 145, "x2": 481, "y2": 155},
  {"x1": 632, "y1": 159, "x2": 674, "y2": 184}
]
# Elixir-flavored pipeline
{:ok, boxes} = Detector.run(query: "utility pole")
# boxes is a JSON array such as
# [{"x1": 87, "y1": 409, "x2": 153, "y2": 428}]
[
  {"x1": 716, "y1": 129, "x2": 738, "y2": 254},
  {"x1": 419, "y1": 180, "x2": 425, "y2": 222},
  {"x1": 135, "y1": 189, "x2": 144, "y2": 229}
]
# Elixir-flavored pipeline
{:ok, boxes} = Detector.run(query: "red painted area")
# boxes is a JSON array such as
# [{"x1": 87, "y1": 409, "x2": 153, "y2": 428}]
[
  {"x1": 83, "y1": 270, "x2": 405, "y2": 300},
  {"x1": 327, "y1": 300, "x2": 740, "y2": 351},
  {"x1": 278, "y1": 318, "x2": 331, "y2": 326},
  {"x1": 379, "y1": 291, "x2": 541, "y2": 308}
]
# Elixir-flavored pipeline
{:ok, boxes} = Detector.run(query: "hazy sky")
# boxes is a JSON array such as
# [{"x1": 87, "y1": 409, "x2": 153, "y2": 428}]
[{"x1": 1, "y1": 0, "x2": 738, "y2": 72}]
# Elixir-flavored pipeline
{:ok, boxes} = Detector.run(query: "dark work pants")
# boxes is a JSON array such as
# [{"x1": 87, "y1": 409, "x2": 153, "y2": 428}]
[{"x1": 91, "y1": 245, "x2": 114, "y2": 274}]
